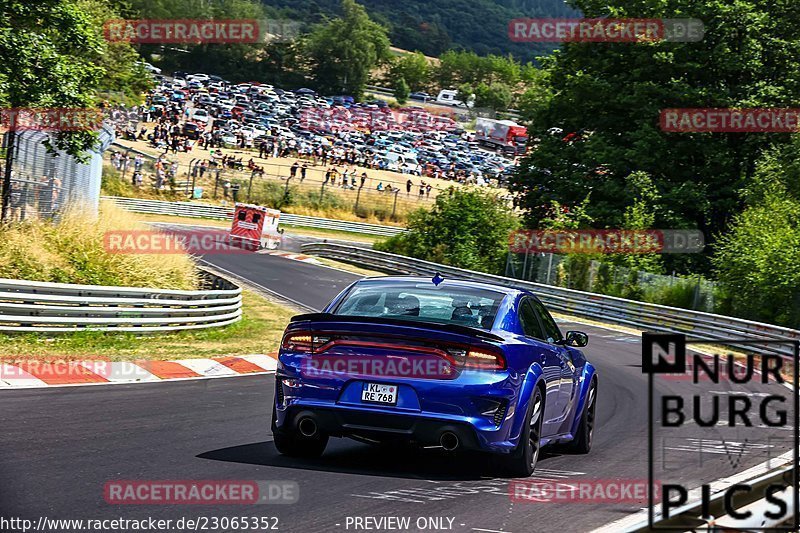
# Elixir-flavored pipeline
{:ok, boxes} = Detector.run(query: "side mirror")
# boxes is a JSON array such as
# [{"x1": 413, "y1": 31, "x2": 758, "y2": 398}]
[{"x1": 565, "y1": 331, "x2": 588, "y2": 348}]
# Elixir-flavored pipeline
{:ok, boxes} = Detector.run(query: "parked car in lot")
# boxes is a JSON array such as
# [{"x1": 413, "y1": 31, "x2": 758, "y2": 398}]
[
  {"x1": 272, "y1": 276, "x2": 598, "y2": 477},
  {"x1": 145, "y1": 70, "x2": 518, "y2": 184},
  {"x1": 220, "y1": 131, "x2": 238, "y2": 147},
  {"x1": 182, "y1": 123, "x2": 201, "y2": 140},
  {"x1": 191, "y1": 108, "x2": 209, "y2": 124}
]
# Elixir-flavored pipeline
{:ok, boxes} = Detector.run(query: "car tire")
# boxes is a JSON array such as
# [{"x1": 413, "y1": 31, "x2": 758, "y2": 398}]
[
  {"x1": 271, "y1": 404, "x2": 329, "y2": 458},
  {"x1": 565, "y1": 378, "x2": 597, "y2": 454},
  {"x1": 498, "y1": 385, "x2": 544, "y2": 477}
]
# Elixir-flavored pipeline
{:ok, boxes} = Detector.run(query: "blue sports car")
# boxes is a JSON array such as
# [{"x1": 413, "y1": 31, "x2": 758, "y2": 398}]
[{"x1": 271, "y1": 276, "x2": 598, "y2": 476}]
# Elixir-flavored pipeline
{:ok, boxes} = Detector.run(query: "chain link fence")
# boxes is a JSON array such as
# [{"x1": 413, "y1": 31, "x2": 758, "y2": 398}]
[{"x1": 1, "y1": 125, "x2": 115, "y2": 222}]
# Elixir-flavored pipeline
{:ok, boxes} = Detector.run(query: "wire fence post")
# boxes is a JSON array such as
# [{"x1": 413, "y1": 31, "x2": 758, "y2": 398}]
[
  {"x1": 280, "y1": 176, "x2": 292, "y2": 208},
  {"x1": 1, "y1": 129, "x2": 16, "y2": 221},
  {"x1": 391, "y1": 189, "x2": 399, "y2": 219},
  {"x1": 188, "y1": 158, "x2": 197, "y2": 196},
  {"x1": 189, "y1": 168, "x2": 197, "y2": 198},
  {"x1": 248, "y1": 170, "x2": 255, "y2": 202},
  {"x1": 354, "y1": 185, "x2": 363, "y2": 214}
]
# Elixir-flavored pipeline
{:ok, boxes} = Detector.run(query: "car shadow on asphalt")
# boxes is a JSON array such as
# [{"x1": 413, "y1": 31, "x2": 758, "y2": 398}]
[{"x1": 197, "y1": 440, "x2": 563, "y2": 481}]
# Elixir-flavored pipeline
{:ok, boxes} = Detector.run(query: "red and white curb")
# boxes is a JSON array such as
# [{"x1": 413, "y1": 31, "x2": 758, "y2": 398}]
[{"x1": 0, "y1": 354, "x2": 277, "y2": 389}]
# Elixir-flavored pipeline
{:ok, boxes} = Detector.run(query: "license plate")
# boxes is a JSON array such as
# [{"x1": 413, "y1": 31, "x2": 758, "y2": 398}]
[{"x1": 361, "y1": 382, "x2": 398, "y2": 405}]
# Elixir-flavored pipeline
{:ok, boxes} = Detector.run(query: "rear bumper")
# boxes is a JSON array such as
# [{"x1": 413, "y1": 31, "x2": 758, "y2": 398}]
[{"x1": 277, "y1": 404, "x2": 484, "y2": 451}]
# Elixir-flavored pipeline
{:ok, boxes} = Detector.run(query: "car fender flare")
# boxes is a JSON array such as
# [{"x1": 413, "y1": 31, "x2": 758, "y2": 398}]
[
  {"x1": 507, "y1": 363, "x2": 546, "y2": 447},
  {"x1": 569, "y1": 362, "x2": 598, "y2": 436}
]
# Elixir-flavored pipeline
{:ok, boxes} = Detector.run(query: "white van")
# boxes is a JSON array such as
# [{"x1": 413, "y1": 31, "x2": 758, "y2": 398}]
[{"x1": 436, "y1": 89, "x2": 474, "y2": 108}]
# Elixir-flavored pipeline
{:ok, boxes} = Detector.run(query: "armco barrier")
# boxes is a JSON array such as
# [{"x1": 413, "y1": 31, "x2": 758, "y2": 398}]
[
  {"x1": 0, "y1": 270, "x2": 241, "y2": 333},
  {"x1": 300, "y1": 242, "x2": 800, "y2": 358},
  {"x1": 101, "y1": 196, "x2": 406, "y2": 237}
]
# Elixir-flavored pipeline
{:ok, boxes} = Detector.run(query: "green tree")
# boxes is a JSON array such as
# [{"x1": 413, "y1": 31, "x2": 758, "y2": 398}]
[
  {"x1": 456, "y1": 83, "x2": 474, "y2": 107},
  {"x1": 393, "y1": 77, "x2": 410, "y2": 105},
  {"x1": 511, "y1": 0, "x2": 800, "y2": 275},
  {"x1": 473, "y1": 82, "x2": 513, "y2": 111},
  {"x1": 618, "y1": 171, "x2": 663, "y2": 274},
  {"x1": 714, "y1": 188, "x2": 800, "y2": 327},
  {"x1": 436, "y1": 50, "x2": 523, "y2": 89},
  {"x1": 304, "y1": 0, "x2": 391, "y2": 97},
  {"x1": 376, "y1": 187, "x2": 519, "y2": 274},
  {"x1": 516, "y1": 62, "x2": 552, "y2": 122},
  {"x1": 0, "y1": 0, "x2": 106, "y2": 219},
  {"x1": 80, "y1": 0, "x2": 152, "y2": 103},
  {"x1": 387, "y1": 51, "x2": 430, "y2": 92},
  {"x1": 714, "y1": 141, "x2": 800, "y2": 326}
]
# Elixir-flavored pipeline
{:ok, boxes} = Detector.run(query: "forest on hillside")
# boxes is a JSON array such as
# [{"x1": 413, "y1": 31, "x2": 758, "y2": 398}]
[{"x1": 262, "y1": 0, "x2": 579, "y2": 60}]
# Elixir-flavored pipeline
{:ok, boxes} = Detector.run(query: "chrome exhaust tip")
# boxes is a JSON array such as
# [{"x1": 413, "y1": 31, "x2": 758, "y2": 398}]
[
  {"x1": 298, "y1": 417, "x2": 318, "y2": 437},
  {"x1": 440, "y1": 431, "x2": 459, "y2": 451}
]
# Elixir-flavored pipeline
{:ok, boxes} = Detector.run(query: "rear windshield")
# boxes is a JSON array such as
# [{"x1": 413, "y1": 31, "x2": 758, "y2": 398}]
[{"x1": 332, "y1": 281, "x2": 505, "y2": 330}]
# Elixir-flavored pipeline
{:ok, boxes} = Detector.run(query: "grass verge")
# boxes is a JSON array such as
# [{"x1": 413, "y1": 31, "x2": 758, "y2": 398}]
[{"x1": 0, "y1": 204, "x2": 199, "y2": 290}]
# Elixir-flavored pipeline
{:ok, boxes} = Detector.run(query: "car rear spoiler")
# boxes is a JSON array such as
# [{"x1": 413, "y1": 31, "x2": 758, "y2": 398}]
[{"x1": 289, "y1": 312, "x2": 505, "y2": 343}]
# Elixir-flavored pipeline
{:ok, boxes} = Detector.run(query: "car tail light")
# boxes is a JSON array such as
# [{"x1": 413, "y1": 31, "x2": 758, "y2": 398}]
[
  {"x1": 282, "y1": 333, "x2": 313, "y2": 352},
  {"x1": 281, "y1": 332, "x2": 333, "y2": 353},
  {"x1": 465, "y1": 348, "x2": 506, "y2": 370},
  {"x1": 445, "y1": 346, "x2": 506, "y2": 371}
]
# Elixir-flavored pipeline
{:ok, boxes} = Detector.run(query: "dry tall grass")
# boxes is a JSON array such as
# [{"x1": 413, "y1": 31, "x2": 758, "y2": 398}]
[{"x1": 0, "y1": 204, "x2": 199, "y2": 290}]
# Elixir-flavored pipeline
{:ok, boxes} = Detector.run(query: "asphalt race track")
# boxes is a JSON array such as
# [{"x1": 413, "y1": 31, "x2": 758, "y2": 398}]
[{"x1": 1, "y1": 245, "x2": 793, "y2": 533}]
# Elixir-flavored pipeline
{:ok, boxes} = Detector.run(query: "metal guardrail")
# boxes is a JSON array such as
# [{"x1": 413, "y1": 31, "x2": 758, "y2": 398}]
[
  {"x1": 300, "y1": 243, "x2": 800, "y2": 358},
  {"x1": 101, "y1": 196, "x2": 406, "y2": 237},
  {"x1": 0, "y1": 270, "x2": 242, "y2": 333}
]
